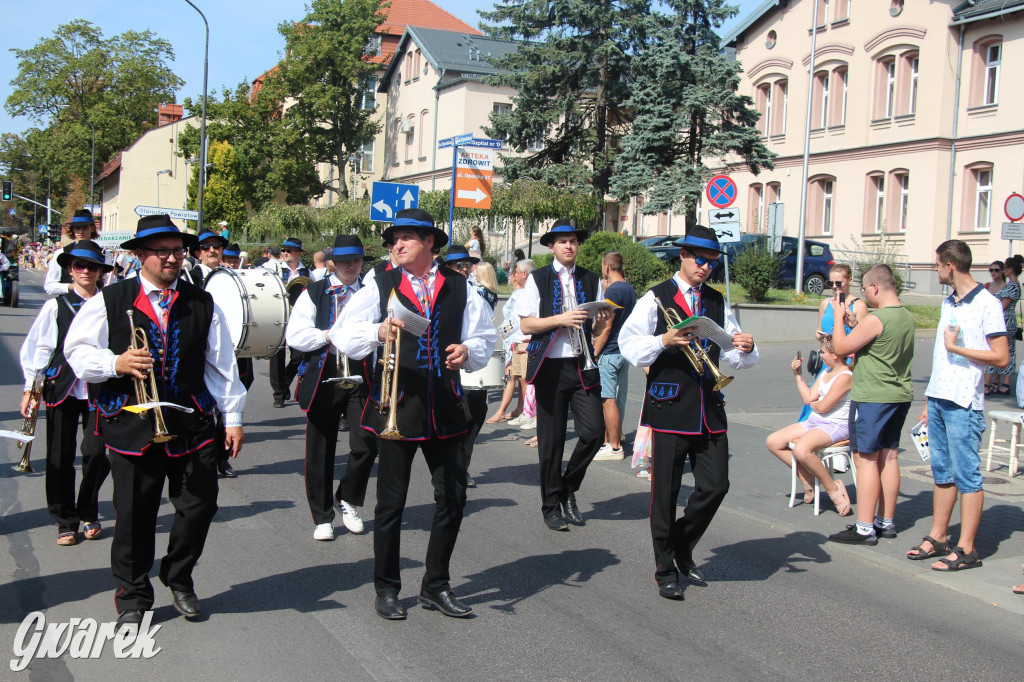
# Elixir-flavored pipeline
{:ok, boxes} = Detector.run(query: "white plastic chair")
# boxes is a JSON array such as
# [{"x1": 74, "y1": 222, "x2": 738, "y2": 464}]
[{"x1": 788, "y1": 439, "x2": 856, "y2": 515}]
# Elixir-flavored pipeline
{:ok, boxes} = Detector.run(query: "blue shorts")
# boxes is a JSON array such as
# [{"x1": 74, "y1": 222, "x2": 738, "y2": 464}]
[
  {"x1": 597, "y1": 352, "x2": 629, "y2": 414},
  {"x1": 848, "y1": 401, "x2": 910, "y2": 453},
  {"x1": 926, "y1": 398, "x2": 985, "y2": 493}
]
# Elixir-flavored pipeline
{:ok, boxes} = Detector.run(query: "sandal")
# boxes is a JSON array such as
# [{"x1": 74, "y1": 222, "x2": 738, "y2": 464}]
[
  {"x1": 931, "y1": 546, "x2": 983, "y2": 572},
  {"x1": 827, "y1": 480, "x2": 851, "y2": 516},
  {"x1": 984, "y1": 384, "x2": 994, "y2": 395},
  {"x1": 525, "y1": 437, "x2": 538, "y2": 448},
  {"x1": 486, "y1": 412, "x2": 510, "y2": 424},
  {"x1": 802, "y1": 486, "x2": 815, "y2": 506},
  {"x1": 998, "y1": 384, "x2": 1011, "y2": 394},
  {"x1": 907, "y1": 536, "x2": 948, "y2": 560},
  {"x1": 636, "y1": 468, "x2": 652, "y2": 479},
  {"x1": 57, "y1": 532, "x2": 77, "y2": 546},
  {"x1": 83, "y1": 522, "x2": 102, "y2": 540}
]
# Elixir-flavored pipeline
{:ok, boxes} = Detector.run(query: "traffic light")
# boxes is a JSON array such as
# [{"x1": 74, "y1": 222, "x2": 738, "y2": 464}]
[{"x1": 1, "y1": 180, "x2": 11, "y2": 202}]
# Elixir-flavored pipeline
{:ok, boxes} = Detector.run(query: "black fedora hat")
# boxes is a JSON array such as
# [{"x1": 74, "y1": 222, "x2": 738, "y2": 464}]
[
  {"x1": 223, "y1": 243, "x2": 241, "y2": 257},
  {"x1": 281, "y1": 237, "x2": 304, "y2": 251},
  {"x1": 381, "y1": 208, "x2": 449, "y2": 249},
  {"x1": 56, "y1": 239, "x2": 114, "y2": 272},
  {"x1": 328, "y1": 234, "x2": 374, "y2": 262},
  {"x1": 65, "y1": 208, "x2": 99, "y2": 238},
  {"x1": 195, "y1": 229, "x2": 230, "y2": 251},
  {"x1": 121, "y1": 214, "x2": 198, "y2": 250},
  {"x1": 539, "y1": 219, "x2": 588, "y2": 247},
  {"x1": 673, "y1": 225, "x2": 726, "y2": 255},
  {"x1": 443, "y1": 245, "x2": 479, "y2": 265}
]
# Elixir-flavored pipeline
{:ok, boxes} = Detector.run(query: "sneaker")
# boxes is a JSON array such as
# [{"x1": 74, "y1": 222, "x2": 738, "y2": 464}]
[
  {"x1": 874, "y1": 522, "x2": 897, "y2": 539},
  {"x1": 832, "y1": 459, "x2": 849, "y2": 473},
  {"x1": 518, "y1": 417, "x2": 537, "y2": 430},
  {"x1": 313, "y1": 523, "x2": 335, "y2": 541},
  {"x1": 507, "y1": 414, "x2": 526, "y2": 426},
  {"x1": 594, "y1": 445, "x2": 625, "y2": 461},
  {"x1": 828, "y1": 525, "x2": 877, "y2": 545},
  {"x1": 337, "y1": 500, "x2": 365, "y2": 534}
]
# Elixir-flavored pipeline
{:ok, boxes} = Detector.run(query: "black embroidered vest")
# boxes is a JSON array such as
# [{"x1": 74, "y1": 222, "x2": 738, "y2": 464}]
[
  {"x1": 42, "y1": 293, "x2": 84, "y2": 407},
  {"x1": 524, "y1": 264, "x2": 600, "y2": 389},
  {"x1": 641, "y1": 279, "x2": 728, "y2": 435}
]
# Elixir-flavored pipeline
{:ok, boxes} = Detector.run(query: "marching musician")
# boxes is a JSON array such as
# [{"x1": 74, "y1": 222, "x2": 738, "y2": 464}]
[
  {"x1": 333, "y1": 208, "x2": 496, "y2": 620},
  {"x1": 517, "y1": 220, "x2": 609, "y2": 532},
  {"x1": 286, "y1": 235, "x2": 378, "y2": 541},
  {"x1": 188, "y1": 229, "x2": 229, "y2": 285},
  {"x1": 20, "y1": 239, "x2": 112, "y2": 546},
  {"x1": 222, "y1": 243, "x2": 242, "y2": 270},
  {"x1": 618, "y1": 225, "x2": 758, "y2": 601},
  {"x1": 45, "y1": 209, "x2": 100, "y2": 297},
  {"x1": 64, "y1": 214, "x2": 246, "y2": 632},
  {"x1": 221, "y1": 242, "x2": 254, "y2": 408},
  {"x1": 269, "y1": 237, "x2": 310, "y2": 407}
]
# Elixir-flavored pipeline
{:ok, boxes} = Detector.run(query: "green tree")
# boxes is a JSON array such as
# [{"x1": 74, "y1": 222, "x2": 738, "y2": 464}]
[
  {"x1": 187, "y1": 141, "x2": 247, "y2": 231},
  {"x1": 611, "y1": 0, "x2": 774, "y2": 226},
  {"x1": 574, "y1": 231, "x2": 670, "y2": 294},
  {"x1": 480, "y1": 0, "x2": 650, "y2": 228},
  {"x1": 276, "y1": 0, "x2": 389, "y2": 201}
]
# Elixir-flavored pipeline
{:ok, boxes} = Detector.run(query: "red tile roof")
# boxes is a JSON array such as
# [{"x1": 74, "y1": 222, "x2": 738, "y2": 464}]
[{"x1": 377, "y1": 0, "x2": 481, "y2": 36}]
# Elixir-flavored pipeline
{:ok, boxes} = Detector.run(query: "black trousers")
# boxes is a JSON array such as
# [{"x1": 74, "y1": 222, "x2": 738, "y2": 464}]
[
  {"x1": 45, "y1": 398, "x2": 110, "y2": 534},
  {"x1": 110, "y1": 443, "x2": 219, "y2": 612},
  {"x1": 305, "y1": 386, "x2": 378, "y2": 524},
  {"x1": 650, "y1": 430, "x2": 730, "y2": 585},
  {"x1": 269, "y1": 347, "x2": 301, "y2": 402},
  {"x1": 534, "y1": 358, "x2": 605, "y2": 516},
  {"x1": 458, "y1": 389, "x2": 488, "y2": 473},
  {"x1": 374, "y1": 438, "x2": 466, "y2": 596}
]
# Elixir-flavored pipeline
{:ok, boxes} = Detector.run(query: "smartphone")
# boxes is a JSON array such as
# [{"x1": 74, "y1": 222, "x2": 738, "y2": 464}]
[
  {"x1": 796, "y1": 351, "x2": 802, "y2": 360},
  {"x1": 838, "y1": 292, "x2": 846, "y2": 304}
]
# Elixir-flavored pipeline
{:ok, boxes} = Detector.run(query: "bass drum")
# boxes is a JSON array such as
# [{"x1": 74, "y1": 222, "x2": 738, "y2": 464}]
[
  {"x1": 205, "y1": 268, "x2": 290, "y2": 359},
  {"x1": 460, "y1": 351, "x2": 507, "y2": 389}
]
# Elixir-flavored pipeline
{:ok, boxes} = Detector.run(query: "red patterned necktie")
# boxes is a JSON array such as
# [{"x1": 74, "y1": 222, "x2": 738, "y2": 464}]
[
  {"x1": 157, "y1": 289, "x2": 172, "y2": 331},
  {"x1": 414, "y1": 275, "x2": 431, "y2": 317}
]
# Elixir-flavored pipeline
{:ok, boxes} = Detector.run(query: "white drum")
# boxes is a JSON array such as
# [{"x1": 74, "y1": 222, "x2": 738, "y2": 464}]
[
  {"x1": 205, "y1": 268, "x2": 289, "y2": 359},
  {"x1": 461, "y1": 351, "x2": 507, "y2": 389}
]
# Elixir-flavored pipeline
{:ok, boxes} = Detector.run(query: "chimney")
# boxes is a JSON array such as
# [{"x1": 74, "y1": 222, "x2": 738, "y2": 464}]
[{"x1": 158, "y1": 103, "x2": 184, "y2": 126}]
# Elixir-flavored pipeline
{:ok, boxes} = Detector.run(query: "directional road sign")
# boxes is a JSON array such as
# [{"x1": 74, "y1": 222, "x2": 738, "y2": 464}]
[
  {"x1": 370, "y1": 181, "x2": 419, "y2": 222},
  {"x1": 705, "y1": 174, "x2": 737, "y2": 209},
  {"x1": 454, "y1": 148, "x2": 494, "y2": 209},
  {"x1": 134, "y1": 205, "x2": 199, "y2": 222},
  {"x1": 710, "y1": 221, "x2": 741, "y2": 244},
  {"x1": 707, "y1": 207, "x2": 740, "y2": 224},
  {"x1": 467, "y1": 137, "x2": 503, "y2": 149}
]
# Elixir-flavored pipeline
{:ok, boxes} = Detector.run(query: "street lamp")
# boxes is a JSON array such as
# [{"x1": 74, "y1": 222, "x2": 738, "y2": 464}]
[
  {"x1": 185, "y1": 0, "x2": 210, "y2": 231},
  {"x1": 156, "y1": 169, "x2": 172, "y2": 207}
]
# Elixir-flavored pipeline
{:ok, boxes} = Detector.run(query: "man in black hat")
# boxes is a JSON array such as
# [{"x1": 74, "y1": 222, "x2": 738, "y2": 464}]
[
  {"x1": 333, "y1": 208, "x2": 496, "y2": 621},
  {"x1": 286, "y1": 235, "x2": 377, "y2": 541},
  {"x1": 619, "y1": 225, "x2": 758, "y2": 601},
  {"x1": 64, "y1": 214, "x2": 247, "y2": 631},
  {"x1": 20, "y1": 240, "x2": 112, "y2": 546},
  {"x1": 518, "y1": 220, "x2": 610, "y2": 532},
  {"x1": 45, "y1": 208, "x2": 101, "y2": 297},
  {"x1": 222, "y1": 243, "x2": 242, "y2": 270},
  {"x1": 269, "y1": 237, "x2": 311, "y2": 407},
  {"x1": 188, "y1": 229, "x2": 230, "y2": 285}
]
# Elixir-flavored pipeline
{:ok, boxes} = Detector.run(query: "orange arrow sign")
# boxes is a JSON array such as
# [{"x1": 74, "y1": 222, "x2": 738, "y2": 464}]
[{"x1": 454, "y1": 148, "x2": 493, "y2": 209}]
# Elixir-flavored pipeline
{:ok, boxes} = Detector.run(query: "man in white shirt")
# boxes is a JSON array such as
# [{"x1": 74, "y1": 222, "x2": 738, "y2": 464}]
[{"x1": 310, "y1": 249, "x2": 328, "y2": 281}]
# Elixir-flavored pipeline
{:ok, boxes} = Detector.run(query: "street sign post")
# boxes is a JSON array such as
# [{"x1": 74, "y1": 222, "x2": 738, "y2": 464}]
[
  {"x1": 454, "y1": 148, "x2": 494, "y2": 210},
  {"x1": 767, "y1": 202, "x2": 784, "y2": 253},
  {"x1": 369, "y1": 181, "x2": 419, "y2": 222},
  {"x1": 705, "y1": 174, "x2": 737, "y2": 209},
  {"x1": 133, "y1": 205, "x2": 199, "y2": 222}
]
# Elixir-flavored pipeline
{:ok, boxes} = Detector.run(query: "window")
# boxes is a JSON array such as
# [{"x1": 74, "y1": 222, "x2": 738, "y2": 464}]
[
  {"x1": 364, "y1": 35, "x2": 382, "y2": 57},
  {"x1": 872, "y1": 175, "x2": 885, "y2": 233},
  {"x1": 819, "y1": 73, "x2": 830, "y2": 129},
  {"x1": 822, "y1": 180, "x2": 834, "y2": 235},
  {"x1": 757, "y1": 80, "x2": 788, "y2": 135},
  {"x1": 405, "y1": 53, "x2": 413, "y2": 82},
  {"x1": 817, "y1": 0, "x2": 830, "y2": 26},
  {"x1": 360, "y1": 139, "x2": 374, "y2": 173},
  {"x1": 413, "y1": 50, "x2": 421, "y2": 81},
  {"x1": 404, "y1": 115, "x2": 414, "y2": 162},
  {"x1": 835, "y1": 68, "x2": 848, "y2": 125},
  {"x1": 418, "y1": 110, "x2": 429, "y2": 158},
  {"x1": 909, "y1": 58, "x2": 919, "y2": 114},
  {"x1": 985, "y1": 43, "x2": 1001, "y2": 105},
  {"x1": 884, "y1": 59, "x2": 896, "y2": 118},
  {"x1": 833, "y1": 0, "x2": 850, "y2": 21},
  {"x1": 808, "y1": 176, "x2": 836, "y2": 236},
  {"x1": 493, "y1": 102, "x2": 512, "y2": 143},
  {"x1": 527, "y1": 130, "x2": 544, "y2": 152},
  {"x1": 360, "y1": 77, "x2": 378, "y2": 110},
  {"x1": 777, "y1": 80, "x2": 788, "y2": 134},
  {"x1": 749, "y1": 184, "x2": 764, "y2": 230},
  {"x1": 756, "y1": 84, "x2": 772, "y2": 135},
  {"x1": 812, "y1": 71, "x2": 830, "y2": 129},
  {"x1": 976, "y1": 168, "x2": 993, "y2": 230},
  {"x1": 767, "y1": 181, "x2": 782, "y2": 207},
  {"x1": 896, "y1": 173, "x2": 909, "y2": 231}
]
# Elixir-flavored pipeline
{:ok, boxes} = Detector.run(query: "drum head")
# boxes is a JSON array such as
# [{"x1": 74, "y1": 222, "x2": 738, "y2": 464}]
[{"x1": 204, "y1": 269, "x2": 245, "y2": 348}]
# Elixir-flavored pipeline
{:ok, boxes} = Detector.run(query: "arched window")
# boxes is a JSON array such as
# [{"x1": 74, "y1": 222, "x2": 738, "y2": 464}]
[
  {"x1": 970, "y1": 36, "x2": 1002, "y2": 106},
  {"x1": 962, "y1": 163, "x2": 994, "y2": 231},
  {"x1": 864, "y1": 172, "x2": 885, "y2": 233}
]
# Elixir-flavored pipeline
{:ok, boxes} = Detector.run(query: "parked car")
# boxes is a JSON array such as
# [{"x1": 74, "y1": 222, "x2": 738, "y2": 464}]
[{"x1": 639, "y1": 235, "x2": 684, "y2": 248}]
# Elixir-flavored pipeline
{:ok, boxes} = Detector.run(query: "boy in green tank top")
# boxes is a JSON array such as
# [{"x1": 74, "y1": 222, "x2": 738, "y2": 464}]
[{"x1": 826, "y1": 264, "x2": 915, "y2": 545}]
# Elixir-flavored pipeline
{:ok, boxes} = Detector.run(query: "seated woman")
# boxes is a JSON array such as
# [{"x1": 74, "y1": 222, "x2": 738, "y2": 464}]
[{"x1": 766, "y1": 335, "x2": 853, "y2": 515}]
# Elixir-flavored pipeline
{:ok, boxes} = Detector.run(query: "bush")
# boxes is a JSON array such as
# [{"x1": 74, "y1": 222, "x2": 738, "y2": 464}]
[
  {"x1": 731, "y1": 237, "x2": 782, "y2": 302},
  {"x1": 577, "y1": 232, "x2": 670, "y2": 294},
  {"x1": 835, "y1": 234, "x2": 907, "y2": 295}
]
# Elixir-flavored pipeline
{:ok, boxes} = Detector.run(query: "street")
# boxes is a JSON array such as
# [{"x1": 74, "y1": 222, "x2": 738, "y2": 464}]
[{"x1": 2, "y1": 270, "x2": 1022, "y2": 680}]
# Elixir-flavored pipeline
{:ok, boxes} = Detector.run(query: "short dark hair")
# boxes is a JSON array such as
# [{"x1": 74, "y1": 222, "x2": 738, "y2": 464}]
[
  {"x1": 935, "y1": 240, "x2": 972, "y2": 273},
  {"x1": 602, "y1": 251, "x2": 623, "y2": 273},
  {"x1": 863, "y1": 263, "x2": 897, "y2": 290}
]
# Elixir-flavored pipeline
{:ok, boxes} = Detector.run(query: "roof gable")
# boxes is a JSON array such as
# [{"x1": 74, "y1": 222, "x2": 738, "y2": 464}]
[{"x1": 378, "y1": 26, "x2": 520, "y2": 91}]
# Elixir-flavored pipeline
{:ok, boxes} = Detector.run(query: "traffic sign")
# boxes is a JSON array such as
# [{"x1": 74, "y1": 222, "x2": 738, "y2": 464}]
[
  {"x1": 710, "y1": 221, "x2": 741, "y2": 244},
  {"x1": 454, "y1": 148, "x2": 494, "y2": 209},
  {"x1": 1002, "y1": 222, "x2": 1024, "y2": 240},
  {"x1": 467, "y1": 137, "x2": 503, "y2": 149},
  {"x1": 707, "y1": 207, "x2": 739, "y2": 224},
  {"x1": 1005, "y1": 193, "x2": 1024, "y2": 222},
  {"x1": 133, "y1": 205, "x2": 199, "y2": 221},
  {"x1": 370, "y1": 181, "x2": 419, "y2": 222},
  {"x1": 705, "y1": 175, "x2": 737, "y2": 209}
]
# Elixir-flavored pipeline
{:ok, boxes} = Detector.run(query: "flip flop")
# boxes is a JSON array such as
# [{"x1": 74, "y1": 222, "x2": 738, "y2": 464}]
[
  {"x1": 524, "y1": 438, "x2": 538, "y2": 447},
  {"x1": 486, "y1": 413, "x2": 510, "y2": 424}
]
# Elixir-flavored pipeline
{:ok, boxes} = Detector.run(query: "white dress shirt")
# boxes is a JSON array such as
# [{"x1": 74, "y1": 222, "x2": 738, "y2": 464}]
[
  {"x1": 64, "y1": 274, "x2": 247, "y2": 426},
  {"x1": 20, "y1": 297, "x2": 91, "y2": 399},
  {"x1": 286, "y1": 273, "x2": 359, "y2": 354},
  {"x1": 619, "y1": 273, "x2": 759, "y2": 370},
  {"x1": 331, "y1": 264, "x2": 496, "y2": 372},
  {"x1": 516, "y1": 259, "x2": 604, "y2": 359},
  {"x1": 44, "y1": 245, "x2": 72, "y2": 297},
  {"x1": 311, "y1": 267, "x2": 327, "y2": 282}
]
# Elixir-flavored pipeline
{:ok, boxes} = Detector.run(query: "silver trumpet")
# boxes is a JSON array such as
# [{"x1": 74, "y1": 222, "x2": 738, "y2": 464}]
[
  {"x1": 563, "y1": 290, "x2": 598, "y2": 371},
  {"x1": 333, "y1": 295, "x2": 356, "y2": 390}
]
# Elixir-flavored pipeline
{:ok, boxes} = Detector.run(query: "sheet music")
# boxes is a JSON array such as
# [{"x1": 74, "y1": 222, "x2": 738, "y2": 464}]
[
  {"x1": 322, "y1": 375, "x2": 365, "y2": 385},
  {"x1": 387, "y1": 292, "x2": 430, "y2": 337},
  {"x1": 122, "y1": 402, "x2": 196, "y2": 414},
  {"x1": 0, "y1": 429, "x2": 34, "y2": 443},
  {"x1": 578, "y1": 300, "x2": 620, "y2": 316},
  {"x1": 677, "y1": 316, "x2": 735, "y2": 350}
]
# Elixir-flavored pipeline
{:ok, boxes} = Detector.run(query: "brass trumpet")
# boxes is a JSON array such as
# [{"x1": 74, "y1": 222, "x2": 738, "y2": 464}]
[
  {"x1": 654, "y1": 297, "x2": 733, "y2": 392},
  {"x1": 563, "y1": 290, "x2": 598, "y2": 371},
  {"x1": 333, "y1": 295, "x2": 356, "y2": 390},
  {"x1": 377, "y1": 295, "x2": 403, "y2": 440},
  {"x1": 13, "y1": 375, "x2": 43, "y2": 473},
  {"x1": 126, "y1": 310, "x2": 175, "y2": 444}
]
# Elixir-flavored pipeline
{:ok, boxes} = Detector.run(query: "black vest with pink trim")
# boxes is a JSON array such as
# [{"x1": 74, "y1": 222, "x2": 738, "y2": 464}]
[
  {"x1": 42, "y1": 293, "x2": 84, "y2": 407},
  {"x1": 361, "y1": 266, "x2": 467, "y2": 440},
  {"x1": 294, "y1": 278, "x2": 372, "y2": 412},
  {"x1": 524, "y1": 263, "x2": 600, "y2": 389},
  {"x1": 641, "y1": 279, "x2": 727, "y2": 435},
  {"x1": 96, "y1": 278, "x2": 218, "y2": 456}
]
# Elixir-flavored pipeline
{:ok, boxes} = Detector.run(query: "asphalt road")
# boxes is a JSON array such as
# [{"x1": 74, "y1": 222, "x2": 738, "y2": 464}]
[{"x1": 1, "y1": 270, "x2": 1021, "y2": 680}]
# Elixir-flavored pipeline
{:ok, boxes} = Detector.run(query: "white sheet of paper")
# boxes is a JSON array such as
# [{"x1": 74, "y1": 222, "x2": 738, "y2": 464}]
[
  {"x1": 322, "y1": 375, "x2": 365, "y2": 385},
  {"x1": 577, "y1": 300, "x2": 618, "y2": 316},
  {"x1": 681, "y1": 316, "x2": 735, "y2": 350},
  {"x1": 0, "y1": 429, "x2": 34, "y2": 444},
  {"x1": 389, "y1": 300, "x2": 430, "y2": 337}
]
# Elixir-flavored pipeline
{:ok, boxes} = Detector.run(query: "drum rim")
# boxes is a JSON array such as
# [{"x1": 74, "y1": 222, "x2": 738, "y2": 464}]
[{"x1": 205, "y1": 267, "x2": 289, "y2": 359}]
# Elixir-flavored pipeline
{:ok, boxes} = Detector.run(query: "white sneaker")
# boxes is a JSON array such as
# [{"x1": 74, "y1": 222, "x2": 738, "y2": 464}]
[
  {"x1": 338, "y1": 500, "x2": 365, "y2": 534},
  {"x1": 594, "y1": 446, "x2": 625, "y2": 461},
  {"x1": 518, "y1": 417, "x2": 537, "y2": 430},
  {"x1": 833, "y1": 458, "x2": 849, "y2": 473},
  {"x1": 313, "y1": 523, "x2": 335, "y2": 541},
  {"x1": 507, "y1": 414, "x2": 526, "y2": 426}
]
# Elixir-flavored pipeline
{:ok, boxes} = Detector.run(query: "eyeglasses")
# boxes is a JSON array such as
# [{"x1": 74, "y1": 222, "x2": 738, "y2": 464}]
[
  {"x1": 199, "y1": 243, "x2": 224, "y2": 251},
  {"x1": 140, "y1": 247, "x2": 186, "y2": 260},
  {"x1": 450, "y1": 261, "x2": 473, "y2": 271},
  {"x1": 70, "y1": 261, "x2": 102, "y2": 273},
  {"x1": 692, "y1": 255, "x2": 719, "y2": 269},
  {"x1": 860, "y1": 283, "x2": 878, "y2": 294}
]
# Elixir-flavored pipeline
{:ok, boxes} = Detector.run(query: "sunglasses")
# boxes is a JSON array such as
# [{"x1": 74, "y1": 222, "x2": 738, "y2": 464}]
[
  {"x1": 281, "y1": 248, "x2": 300, "y2": 254},
  {"x1": 450, "y1": 261, "x2": 473, "y2": 270},
  {"x1": 199, "y1": 243, "x2": 224, "y2": 251},
  {"x1": 825, "y1": 280, "x2": 848, "y2": 288},
  {"x1": 990, "y1": 267, "x2": 1003, "y2": 272},
  {"x1": 70, "y1": 260, "x2": 102, "y2": 273},
  {"x1": 692, "y1": 255, "x2": 719, "y2": 269}
]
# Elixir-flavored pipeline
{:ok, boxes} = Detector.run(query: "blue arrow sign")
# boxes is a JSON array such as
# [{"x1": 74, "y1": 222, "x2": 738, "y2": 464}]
[{"x1": 370, "y1": 181, "x2": 419, "y2": 222}]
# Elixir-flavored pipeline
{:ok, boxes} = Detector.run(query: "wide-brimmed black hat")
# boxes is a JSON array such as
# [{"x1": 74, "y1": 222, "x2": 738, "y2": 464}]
[
  {"x1": 539, "y1": 219, "x2": 587, "y2": 247},
  {"x1": 195, "y1": 229, "x2": 230, "y2": 251},
  {"x1": 673, "y1": 225, "x2": 726, "y2": 255},
  {"x1": 328, "y1": 234, "x2": 374, "y2": 262},
  {"x1": 223, "y1": 243, "x2": 241, "y2": 257},
  {"x1": 121, "y1": 214, "x2": 198, "y2": 250},
  {"x1": 281, "y1": 237, "x2": 304, "y2": 251},
  {"x1": 65, "y1": 208, "x2": 99, "y2": 238},
  {"x1": 443, "y1": 245, "x2": 479, "y2": 265},
  {"x1": 381, "y1": 208, "x2": 449, "y2": 249},
  {"x1": 56, "y1": 239, "x2": 114, "y2": 272}
]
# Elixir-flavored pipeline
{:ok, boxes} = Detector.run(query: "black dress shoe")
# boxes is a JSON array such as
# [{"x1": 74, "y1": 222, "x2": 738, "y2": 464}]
[
  {"x1": 272, "y1": 398, "x2": 285, "y2": 408},
  {"x1": 658, "y1": 582, "x2": 684, "y2": 600},
  {"x1": 116, "y1": 610, "x2": 144, "y2": 632},
  {"x1": 544, "y1": 512, "x2": 569, "y2": 531},
  {"x1": 683, "y1": 565, "x2": 707, "y2": 583},
  {"x1": 466, "y1": 474, "x2": 476, "y2": 488},
  {"x1": 218, "y1": 461, "x2": 236, "y2": 478},
  {"x1": 562, "y1": 494, "x2": 584, "y2": 525},
  {"x1": 418, "y1": 589, "x2": 473, "y2": 618},
  {"x1": 375, "y1": 593, "x2": 407, "y2": 620},
  {"x1": 170, "y1": 589, "x2": 201, "y2": 618},
  {"x1": 338, "y1": 418, "x2": 349, "y2": 432}
]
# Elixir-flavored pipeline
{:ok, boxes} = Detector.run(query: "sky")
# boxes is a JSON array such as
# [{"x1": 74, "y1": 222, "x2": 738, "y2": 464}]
[{"x1": 0, "y1": 0, "x2": 764, "y2": 139}]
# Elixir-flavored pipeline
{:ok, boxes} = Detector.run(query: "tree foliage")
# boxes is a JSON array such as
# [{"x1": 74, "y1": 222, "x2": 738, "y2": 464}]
[
  {"x1": 612, "y1": 0, "x2": 774, "y2": 226},
  {"x1": 187, "y1": 141, "x2": 247, "y2": 231},
  {"x1": 574, "y1": 232, "x2": 671, "y2": 294},
  {"x1": 243, "y1": 200, "x2": 380, "y2": 253}
]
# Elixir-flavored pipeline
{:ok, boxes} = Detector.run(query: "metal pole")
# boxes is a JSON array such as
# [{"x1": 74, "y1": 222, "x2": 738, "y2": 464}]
[
  {"x1": 794, "y1": 0, "x2": 820, "y2": 294},
  {"x1": 448, "y1": 142, "x2": 458, "y2": 242},
  {"x1": 723, "y1": 253, "x2": 732, "y2": 309},
  {"x1": 185, "y1": 0, "x2": 210, "y2": 233}
]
